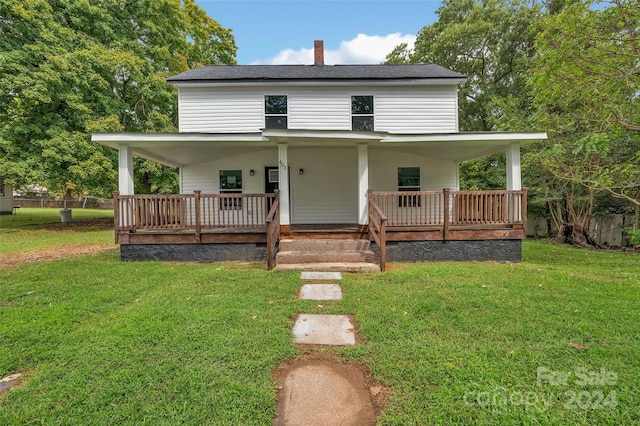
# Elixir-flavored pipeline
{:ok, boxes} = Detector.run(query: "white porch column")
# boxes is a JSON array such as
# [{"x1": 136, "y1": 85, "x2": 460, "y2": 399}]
[
  {"x1": 118, "y1": 145, "x2": 134, "y2": 195},
  {"x1": 357, "y1": 143, "x2": 369, "y2": 225},
  {"x1": 506, "y1": 143, "x2": 521, "y2": 191},
  {"x1": 278, "y1": 143, "x2": 290, "y2": 225}
]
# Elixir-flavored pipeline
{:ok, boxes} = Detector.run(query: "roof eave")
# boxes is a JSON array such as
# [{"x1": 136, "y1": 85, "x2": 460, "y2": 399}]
[{"x1": 167, "y1": 77, "x2": 468, "y2": 87}]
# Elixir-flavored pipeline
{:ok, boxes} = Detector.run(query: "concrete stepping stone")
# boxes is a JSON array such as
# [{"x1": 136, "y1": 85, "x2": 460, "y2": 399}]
[
  {"x1": 300, "y1": 271, "x2": 342, "y2": 280},
  {"x1": 292, "y1": 314, "x2": 355, "y2": 346},
  {"x1": 273, "y1": 360, "x2": 375, "y2": 426},
  {"x1": 299, "y1": 284, "x2": 343, "y2": 301}
]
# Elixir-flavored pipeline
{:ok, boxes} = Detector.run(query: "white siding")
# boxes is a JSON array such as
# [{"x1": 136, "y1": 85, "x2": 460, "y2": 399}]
[
  {"x1": 289, "y1": 147, "x2": 358, "y2": 224},
  {"x1": 178, "y1": 84, "x2": 458, "y2": 133},
  {"x1": 288, "y1": 90, "x2": 350, "y2": 130},
  {"x1": 178, "y1": 146, "x2": 458, "y2": 225},
  {"x1": 178, "y1": 87, "x2": 263, "y2": 132},
  {"x1": 368, "y1": 148, "x2": 458, "y2": 225},
  {"x1": 375, "y1": 86, "x2": 458, "y2": 133},
  {"x1": 368, "y1": 148, "x2": 458, "y2": 191},
  {"x1": 181, "y1": 148, "x2": 277, "y2": 194}
]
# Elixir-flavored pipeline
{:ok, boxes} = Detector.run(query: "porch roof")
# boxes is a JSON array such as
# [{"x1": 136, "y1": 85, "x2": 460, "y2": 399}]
[{"x1": 92, "y1": 130, "x2": 547, "y2": 167}]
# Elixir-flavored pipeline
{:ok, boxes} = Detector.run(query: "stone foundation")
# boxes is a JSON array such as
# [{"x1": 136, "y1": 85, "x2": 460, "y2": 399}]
[
  {"x1": 121, "y1": 243, "x2": 267, "y2": 262},
  {"x1": 373, "y1": 240, "x2": 522, "y2": 263}
]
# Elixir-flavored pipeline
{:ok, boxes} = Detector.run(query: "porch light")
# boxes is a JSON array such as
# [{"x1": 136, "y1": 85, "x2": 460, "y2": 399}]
[
  {"x1": 299, "y1": 168, "x2": 304, "y2": 175},
  {"x1": 249, "y1": 170, "x2": 255, "y2": 176}
]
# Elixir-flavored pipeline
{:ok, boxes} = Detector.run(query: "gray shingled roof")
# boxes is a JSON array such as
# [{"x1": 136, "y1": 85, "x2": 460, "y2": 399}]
[{"x1": 167, "y1": 64, "x2": 466, "y2": 83}]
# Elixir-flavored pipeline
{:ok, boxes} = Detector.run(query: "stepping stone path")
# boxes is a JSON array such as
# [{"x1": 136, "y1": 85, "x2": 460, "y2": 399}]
[
  {"x1": 274, "y1": 360, "x2": 375, "y2": 426},
  {"x1": 275, "y1": 271, "x2": 376, "y2": 425},
  {"x1": 292, "y1": 314, "x2": 355, "y2": 346},
  {"x1": 300, "y1": 271, "x2": 343, "y2": 281},
  {"x1": 299, "y1": 284, "x2": 342, "y2": 301}
]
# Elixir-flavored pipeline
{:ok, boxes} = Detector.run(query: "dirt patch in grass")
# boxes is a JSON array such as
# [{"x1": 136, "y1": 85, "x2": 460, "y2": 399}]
[
  {"x1": 0, "y1": 244, "x2": 117, "y2": 269},
  {"x1": 22, "y1": 217, "x2": 114, "y2": 231}
]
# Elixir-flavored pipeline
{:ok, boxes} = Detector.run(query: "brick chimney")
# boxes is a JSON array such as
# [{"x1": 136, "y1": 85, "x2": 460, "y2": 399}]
[{"x1": 314, "y1": 40, "x2": 324, "y2": 65}]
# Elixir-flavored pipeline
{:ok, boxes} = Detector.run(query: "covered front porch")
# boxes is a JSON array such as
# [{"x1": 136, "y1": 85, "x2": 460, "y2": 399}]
[
  {"x1": 112, "y1": 187, "x2": 527, "y2": 270},
  {"x1": 94, "y1": 128, "x2": 545, "y2": 269}
]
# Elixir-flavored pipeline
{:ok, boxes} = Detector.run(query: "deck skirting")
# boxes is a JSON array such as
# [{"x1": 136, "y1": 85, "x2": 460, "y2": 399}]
[
  {"x1": 119, "y1": 239, "x2": 522, "y2": 263},
  {"x1": 121, "y1": 243, "x2": 267, "y2": 262},
  {"x1": 372, "y1": 240, "x2": 522, "y2": 263}
]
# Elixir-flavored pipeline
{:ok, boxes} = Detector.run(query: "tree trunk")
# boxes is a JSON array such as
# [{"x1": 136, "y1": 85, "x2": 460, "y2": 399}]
[{"x1": 554, "y1": 223, "x2": 601, "y2": 248}]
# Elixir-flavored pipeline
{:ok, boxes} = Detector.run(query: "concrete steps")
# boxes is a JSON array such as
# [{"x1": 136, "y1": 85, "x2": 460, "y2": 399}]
[{"x1": 275, "y1": 239, "x2": 379, "y2": 272}]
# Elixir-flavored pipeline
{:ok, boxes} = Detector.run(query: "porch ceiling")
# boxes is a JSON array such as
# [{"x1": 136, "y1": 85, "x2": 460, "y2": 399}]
[
  {"x1": 380, "y1": 132, "x2": 548, "y2": 161},
  {"x1": 92, "y1": 130, "x2": 547, "y2": 167},
  {"x1": 93, "y1": 132, "x2": 268, "y2": 167}
]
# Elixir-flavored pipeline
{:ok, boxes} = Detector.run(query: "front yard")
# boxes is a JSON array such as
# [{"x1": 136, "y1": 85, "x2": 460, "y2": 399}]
[{"x1": 0, "y1": 212, "x2": 638, "y2": 424}]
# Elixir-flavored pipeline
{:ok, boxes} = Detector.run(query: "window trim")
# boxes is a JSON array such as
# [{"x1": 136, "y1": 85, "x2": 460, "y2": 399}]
[
  {"x1": 264, "y1": 94, "x2": 288, "y2": 129},
  {"x1": 219, "y1": 169, "x2": 243, "y2": 210},
  {"x1": 397, "y1": 167, "x2": 421, "y2": 207},
  {"x1": 351, "y1": 94, "x2": 374, "y2": 131}
]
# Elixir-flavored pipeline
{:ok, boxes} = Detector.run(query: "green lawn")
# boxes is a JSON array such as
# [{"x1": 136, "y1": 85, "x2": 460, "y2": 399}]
[
  {"x1": 0, "y1": 208, "x2": 114, "y2": 253},
  {"x1": 0, "y1": 238, "x2": 638, "y2": 424}
]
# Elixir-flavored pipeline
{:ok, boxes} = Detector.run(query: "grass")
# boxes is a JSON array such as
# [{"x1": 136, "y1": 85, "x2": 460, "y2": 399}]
[
  {"x1": 0, "y1": 213, "x2": 639, "y2": 424},
  {"x1": 0, "y1": 208, "x2": 114, "y2": 253},
  {"x1": 339, "y1": 243, "x2": 639, "y2": 424}
]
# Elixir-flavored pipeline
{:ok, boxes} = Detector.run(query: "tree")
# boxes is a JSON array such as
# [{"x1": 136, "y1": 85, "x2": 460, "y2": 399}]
[
  {"x1": 533, "y1": 0, "x2": 639, "y2": 134},
  {"x1": 387, "y1": 0, "x2": 544, "y2": 190},
  {"x1": 388, "y1": 0, "x2": 542, "y2": 133},
  {"x1": 0, "y1": 0, "x2": 236, "y2": 197},
  {"x1": 530, "y1": 0, "x2": 640, "y2": 238}
]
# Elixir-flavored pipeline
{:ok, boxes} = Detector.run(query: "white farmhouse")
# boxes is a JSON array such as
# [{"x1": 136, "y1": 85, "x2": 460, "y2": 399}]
[{"x1": 93, "y1": 41, "x2": 546, "y2": 270}]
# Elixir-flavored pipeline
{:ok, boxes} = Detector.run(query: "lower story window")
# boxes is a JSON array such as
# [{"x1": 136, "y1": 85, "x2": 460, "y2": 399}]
[
  {"x1": 219, "y1": 170, "x2": 242, "y2": 210},
  {"x1": 398, "y1": 167, "x2": 420, "y2": 207}
]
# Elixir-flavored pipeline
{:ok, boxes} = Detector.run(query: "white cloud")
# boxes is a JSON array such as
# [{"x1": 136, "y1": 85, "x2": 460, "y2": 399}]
[{"x1": 251, "y1": 33, "x2": 416, "y2": 65}]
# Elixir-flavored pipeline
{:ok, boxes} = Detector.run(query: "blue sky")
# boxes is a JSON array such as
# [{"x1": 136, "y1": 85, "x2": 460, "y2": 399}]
[{"x1": 195, "y1": 1, "x2": 442, "y2": 64}]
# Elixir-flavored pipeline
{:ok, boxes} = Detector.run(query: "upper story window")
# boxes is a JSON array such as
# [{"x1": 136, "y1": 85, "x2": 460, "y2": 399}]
[
  {"x1": 351, "y1": 95, "x2": 374, "y2": 131},
  {"x1": 265, "y1": 95, "x2": 287, "y2": 129}
]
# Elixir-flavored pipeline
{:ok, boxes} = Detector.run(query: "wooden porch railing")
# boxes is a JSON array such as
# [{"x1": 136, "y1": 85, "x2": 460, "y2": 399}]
[
  {"x1": 265, "y1": 189, "x2": 280, "y2": 270},
  {"x1": 113, "y1": 191, "x2": 277, "y2": 235},
  {"x1": 369, "y1": 189, "x2": 527, "y2": 227},
  {"x1": 367, "y1": 189, "x2": 387, "y2": 272},
  {"x1": 368, "y1": 188, "x2": 528, "y2": 270}
]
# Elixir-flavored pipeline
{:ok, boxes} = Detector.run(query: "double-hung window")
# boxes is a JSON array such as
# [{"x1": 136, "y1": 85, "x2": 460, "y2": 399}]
[
  {"x1": 219, "y1": 170, "x2": 243, "y2": 210},
  {"x1": 398, "y1": 167, "x2": 421, "y2": 207},
  {"x1": 351, "y1": 95, "x2": 374, "y2": 131},
  {"x1": 265, "y1": 95, "x2": 287, "y2": 129}
]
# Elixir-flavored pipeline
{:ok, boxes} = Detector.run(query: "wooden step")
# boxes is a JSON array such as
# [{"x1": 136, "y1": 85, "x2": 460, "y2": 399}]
[
  {"x1": 279, "y1": 239, "x2": 371, "y2": 252},
  {"x1": 276, "y1": 250, "x2": 375, "y2": 264},
  {"x1": 274, "y1": 262, "x2": 380, "y2": 273}
]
